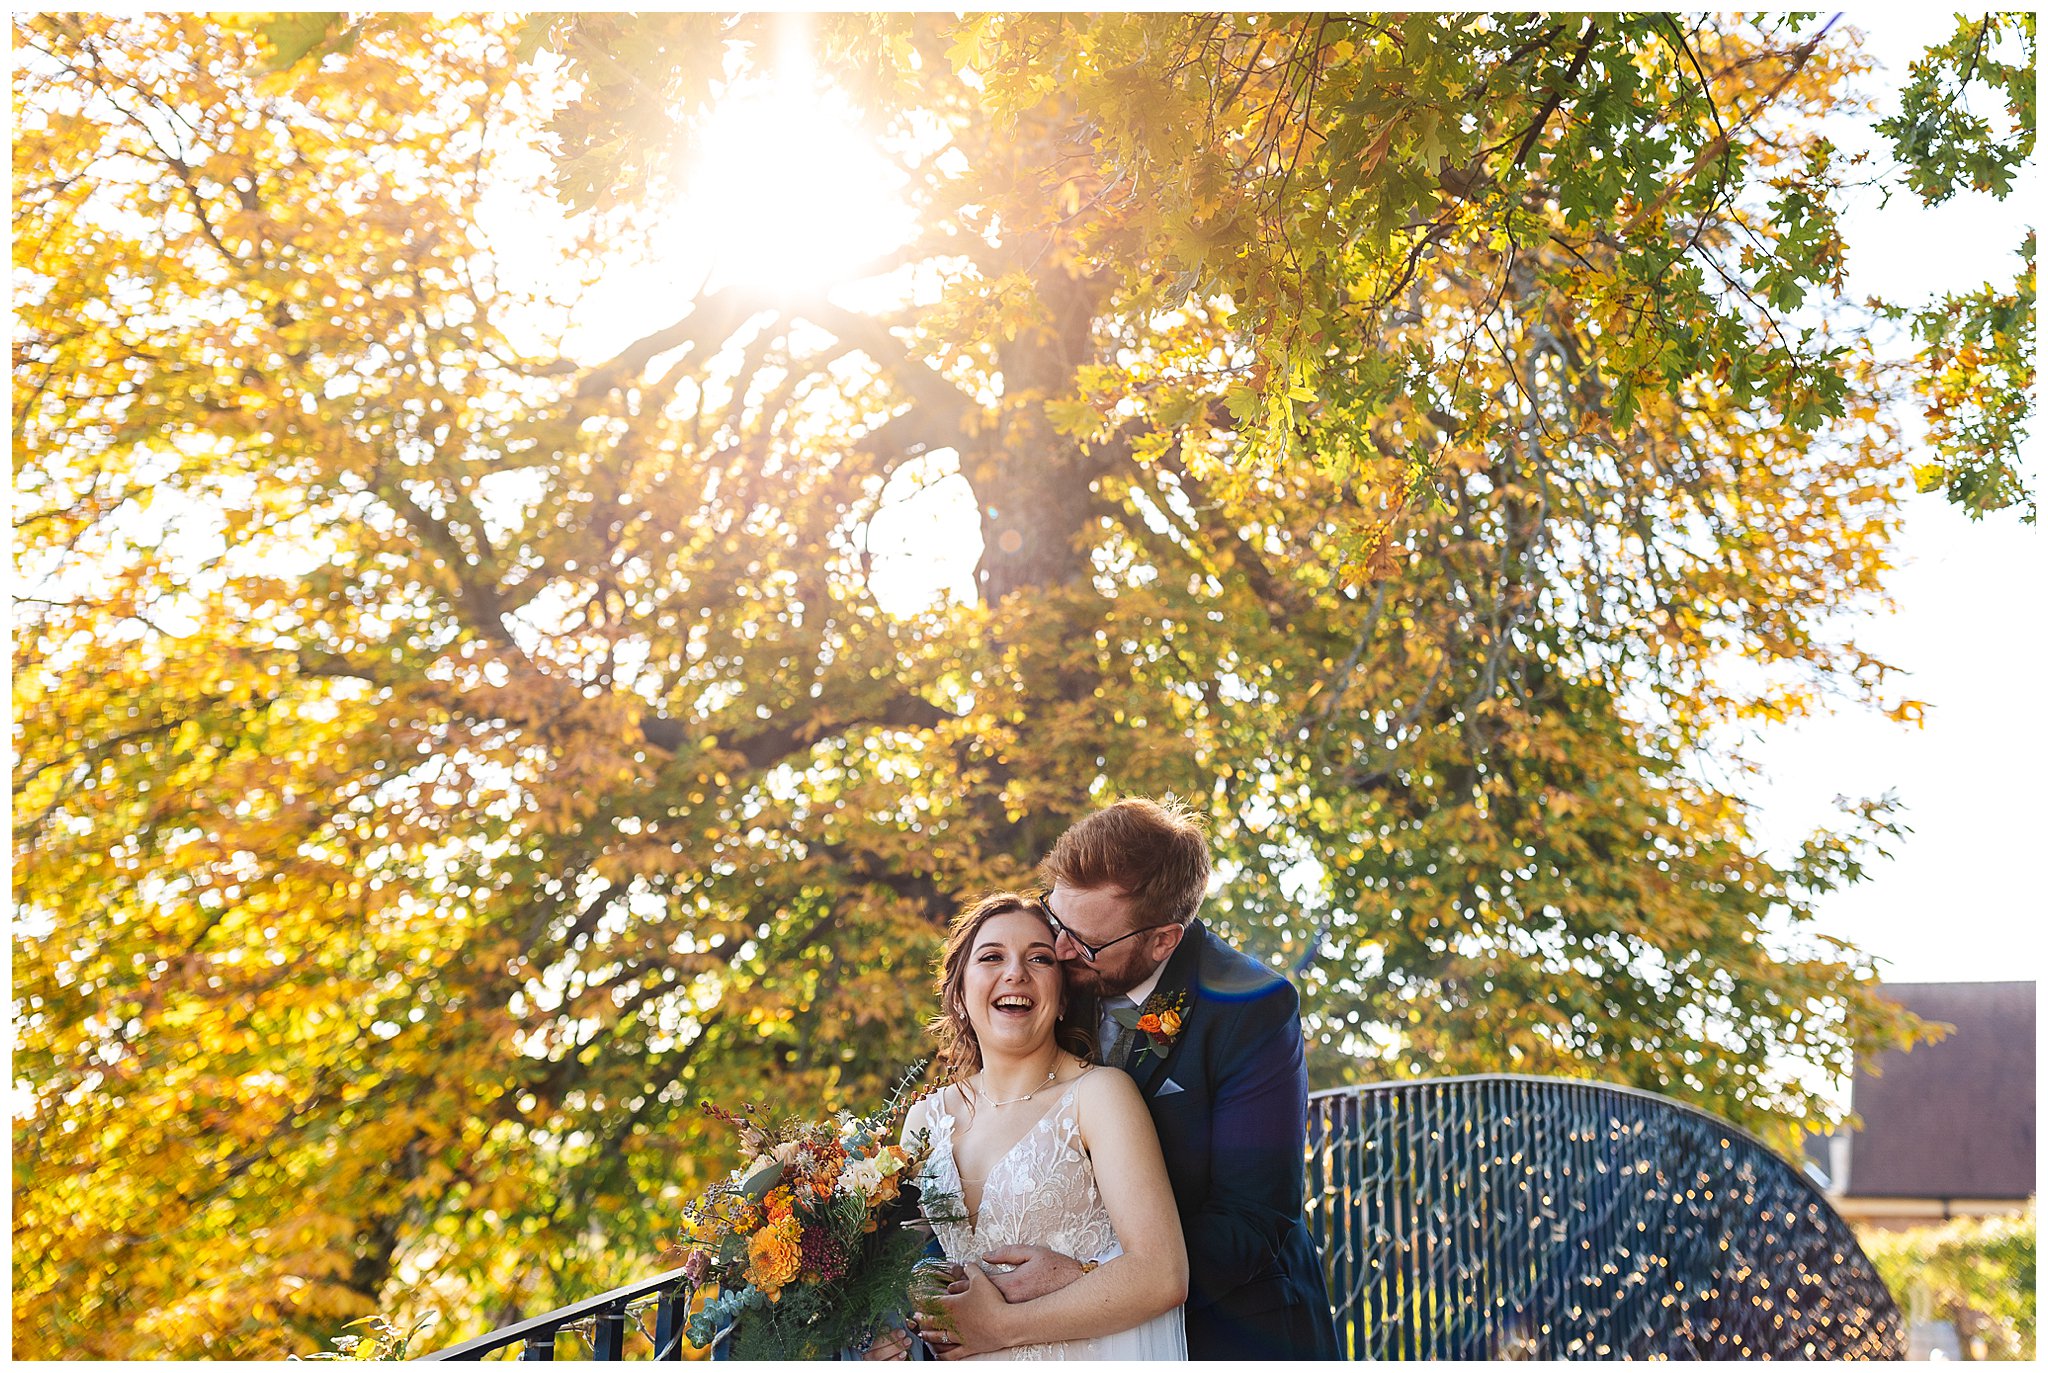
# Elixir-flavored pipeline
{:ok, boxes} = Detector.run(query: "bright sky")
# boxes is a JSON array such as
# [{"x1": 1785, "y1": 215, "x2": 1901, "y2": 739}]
[{"x1": 1742, "y1": 13, "x2": 2043, "y2": 990}]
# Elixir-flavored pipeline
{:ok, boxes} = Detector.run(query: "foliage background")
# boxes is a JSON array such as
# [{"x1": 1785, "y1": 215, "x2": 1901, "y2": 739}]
[
  {"x1": 10, "y1": 11, "x2": 2032, "y2": 1357},
  {"x1": 1863, "y1": 1207, "x2": 2038, "y2": 1361}
]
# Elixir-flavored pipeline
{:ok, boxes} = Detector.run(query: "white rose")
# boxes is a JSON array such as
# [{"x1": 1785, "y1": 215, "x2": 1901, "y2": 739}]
[{"x1": 838, "y1": 1157, "x2": 884, "y2": 1197}]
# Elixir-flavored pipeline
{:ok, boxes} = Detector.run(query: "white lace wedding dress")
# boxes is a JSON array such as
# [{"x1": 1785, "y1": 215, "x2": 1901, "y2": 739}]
[{"x1": 921, "y1": 1078, "x2": 1187, "y2": 1361}]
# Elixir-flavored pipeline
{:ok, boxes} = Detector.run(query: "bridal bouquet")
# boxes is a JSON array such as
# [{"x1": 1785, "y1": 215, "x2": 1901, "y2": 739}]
[{"x1": 672, "y1": 1067, "x2": 945, "y2": 1359}]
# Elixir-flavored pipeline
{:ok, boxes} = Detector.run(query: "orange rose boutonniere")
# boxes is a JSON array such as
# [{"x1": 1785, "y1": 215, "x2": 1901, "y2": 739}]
[{"x1": 1111, "y1": 990, "x2": 1190, "y2": 1062}]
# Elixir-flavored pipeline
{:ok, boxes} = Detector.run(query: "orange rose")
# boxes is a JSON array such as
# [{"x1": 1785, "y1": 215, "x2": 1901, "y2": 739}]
[
  {"x1": 1159, "y1": 1009, "x2": 1182, "y2": 1037},
  {"x1": 1137, "y1": 1013, "x2": 1162, "y2": 1034}
]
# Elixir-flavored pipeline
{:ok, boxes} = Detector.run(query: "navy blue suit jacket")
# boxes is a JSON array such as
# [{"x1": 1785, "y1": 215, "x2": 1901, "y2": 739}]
[{"x1": 1114, "y1": 920, "x2": 1340, "y2": 1360}]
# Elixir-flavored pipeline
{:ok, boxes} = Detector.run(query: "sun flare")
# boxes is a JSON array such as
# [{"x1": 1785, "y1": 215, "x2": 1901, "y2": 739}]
[{"x1": 675, "y1": 69, "x2": 914, "y2": 297}]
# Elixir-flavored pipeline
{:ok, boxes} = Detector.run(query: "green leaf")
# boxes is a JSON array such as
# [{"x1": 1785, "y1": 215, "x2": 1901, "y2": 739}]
[
  {"x1": 259, "y1": 12, "x2": 345, "y2": 72},
  {"x1": 741, "y1": 1162, "x2": 784, "y2": 1201},
  {"x1": 513, "y1": 13, "x2": 561, "y2": 66},
  {"x1": 1223, "y1": 383, "x2": 1261, "y2": 425}
]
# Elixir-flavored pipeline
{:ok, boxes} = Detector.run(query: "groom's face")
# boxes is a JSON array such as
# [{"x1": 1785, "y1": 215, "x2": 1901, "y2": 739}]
[{"x1": 1046, "y1": 882, "x2": 1181, "y2": 997}]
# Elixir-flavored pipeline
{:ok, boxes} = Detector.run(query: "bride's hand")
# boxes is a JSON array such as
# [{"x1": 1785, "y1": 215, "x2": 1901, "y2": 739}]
[{"x1": 931, "y1": 1264, "x2": 1011, "y2": 1359}]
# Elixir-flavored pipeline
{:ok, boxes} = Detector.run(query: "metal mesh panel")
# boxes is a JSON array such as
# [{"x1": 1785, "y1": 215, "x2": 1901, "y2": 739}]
[{"x1": 1305, "y1": 1075, "x2": 1903, "y2": 1359}]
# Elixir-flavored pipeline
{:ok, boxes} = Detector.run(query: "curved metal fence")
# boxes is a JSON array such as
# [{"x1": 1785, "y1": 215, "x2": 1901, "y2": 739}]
[{"x1": 1305, "y1": 1074, "x2": 1903, "y2": 1359}]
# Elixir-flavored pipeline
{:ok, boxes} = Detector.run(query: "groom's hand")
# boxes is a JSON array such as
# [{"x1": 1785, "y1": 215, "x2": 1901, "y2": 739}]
[{"x1": 977, "y1": 1245, "x2": 1085, "y2": 1303}]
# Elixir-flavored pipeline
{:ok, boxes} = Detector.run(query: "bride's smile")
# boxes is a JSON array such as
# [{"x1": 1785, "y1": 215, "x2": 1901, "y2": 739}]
[{"x1": 962, "y1": 911, "x2": 1065, "y2": 1067}]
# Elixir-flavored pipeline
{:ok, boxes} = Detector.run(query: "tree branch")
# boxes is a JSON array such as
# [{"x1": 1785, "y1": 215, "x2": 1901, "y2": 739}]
[
  {"x1": 792, "y1": 302, "x2": 983, "y2": 430},
  {"x1": 639, "y1": 693, "x2": 956, "y2": 765},
  {"x1": 573, "y1": 288, "x2": 778, "y2": 403},
  {"x1": 1512, "y1": 21, "x2": 1598, "y2": 168}
]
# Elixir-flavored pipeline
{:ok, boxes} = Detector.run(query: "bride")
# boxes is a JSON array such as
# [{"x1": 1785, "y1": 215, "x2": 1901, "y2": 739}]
[{"x1": 871, "y1": 892, "x2": 1187, "y2": 1360}]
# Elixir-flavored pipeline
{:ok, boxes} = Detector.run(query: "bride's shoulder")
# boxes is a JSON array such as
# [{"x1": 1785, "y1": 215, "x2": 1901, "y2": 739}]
[
  {"x1": 1067, "y1": 1067, "x2": 1155, "y2": 1155},
  {"x1": 1068, "y1": 1062, "x2": 1145, "y2": 1114}
]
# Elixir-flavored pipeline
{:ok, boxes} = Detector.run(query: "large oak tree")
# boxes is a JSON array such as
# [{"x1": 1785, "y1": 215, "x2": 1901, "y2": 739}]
[{"x1": 14, "y1": 12, "x2": 2017, "y2": 1356}]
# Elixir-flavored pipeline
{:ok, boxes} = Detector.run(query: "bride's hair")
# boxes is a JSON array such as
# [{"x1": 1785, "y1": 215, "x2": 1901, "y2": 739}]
[{"x1": 929, "y1": 891, "x2": 1098, "y2": 1084}]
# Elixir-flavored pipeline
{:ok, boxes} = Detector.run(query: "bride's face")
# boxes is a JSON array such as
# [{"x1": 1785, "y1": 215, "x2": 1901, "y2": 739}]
[{"x1": 962, "y1": 909, "x2": 1064, "y2": 1061}]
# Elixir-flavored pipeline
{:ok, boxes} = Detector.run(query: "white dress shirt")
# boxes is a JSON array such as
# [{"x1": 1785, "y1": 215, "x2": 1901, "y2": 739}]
[{"x1": 1095, "y1": 959, "x2": 1171, "y2": 1064}]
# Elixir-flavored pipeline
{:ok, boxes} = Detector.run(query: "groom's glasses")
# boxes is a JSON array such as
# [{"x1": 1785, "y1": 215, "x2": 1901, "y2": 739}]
[{"x1": 1032, "y1": 895, "x2": 1175, "y2": 963}]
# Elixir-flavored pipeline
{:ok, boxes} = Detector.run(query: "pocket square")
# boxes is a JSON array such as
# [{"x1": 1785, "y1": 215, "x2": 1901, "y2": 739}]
[{"x1": 1154, "y1": 1078, "x2": 1186, "y2": 1097}]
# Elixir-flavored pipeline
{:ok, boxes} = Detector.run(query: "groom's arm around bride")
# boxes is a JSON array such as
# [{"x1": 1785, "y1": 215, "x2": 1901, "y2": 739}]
[{"x1": 925, "y1": 1068, "x2": 1188, "y2": 1354}]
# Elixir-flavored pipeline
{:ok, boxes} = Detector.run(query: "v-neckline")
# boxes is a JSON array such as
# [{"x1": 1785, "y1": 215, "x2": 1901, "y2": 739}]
[{"x1": 941, "y1": 1077, "x2": 1084, "y2": 1231}]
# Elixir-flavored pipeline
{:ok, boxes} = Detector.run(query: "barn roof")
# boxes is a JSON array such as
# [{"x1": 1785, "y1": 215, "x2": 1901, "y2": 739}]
[{"x1": 1810, "y1": 980, "x2": 2035, "y2": 1200}]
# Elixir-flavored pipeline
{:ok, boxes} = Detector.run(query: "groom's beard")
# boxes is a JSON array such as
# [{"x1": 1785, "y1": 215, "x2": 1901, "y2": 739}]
[{"x1": 1061, "y1": 956, "x2": 1153, "y2": 999}]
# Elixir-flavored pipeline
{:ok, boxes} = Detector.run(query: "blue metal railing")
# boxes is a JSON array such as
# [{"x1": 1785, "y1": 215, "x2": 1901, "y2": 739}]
[
  {"x1": 1305, "y1": 1075, "x2": 1902, "y2": 1358},
  {"x1": 419, "y1": 1267, "x2": 695, "y2": 1361},
  {"x1": 418, "y1": 1074, "x2": 1902, "y2": 1359}
]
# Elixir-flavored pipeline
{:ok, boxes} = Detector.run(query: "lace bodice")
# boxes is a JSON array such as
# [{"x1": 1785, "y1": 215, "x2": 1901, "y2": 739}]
[
  {"x1": 921, "y1": 1079, "x2": 1122, "y2": 1270},
  {"x1": 915, "y1": 1074, "x2": 1185, "y2": 1362}
]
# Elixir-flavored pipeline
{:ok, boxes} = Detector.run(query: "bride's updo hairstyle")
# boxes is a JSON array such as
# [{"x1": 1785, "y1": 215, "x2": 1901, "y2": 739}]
[{"x1": 930, "y1": 891, "x2": 1098, "y2": 1084}]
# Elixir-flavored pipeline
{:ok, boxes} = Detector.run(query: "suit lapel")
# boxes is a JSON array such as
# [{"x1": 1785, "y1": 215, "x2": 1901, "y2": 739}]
[{"x1": 1125, "y1": 920, "x2": 1205, "y2": 1096}]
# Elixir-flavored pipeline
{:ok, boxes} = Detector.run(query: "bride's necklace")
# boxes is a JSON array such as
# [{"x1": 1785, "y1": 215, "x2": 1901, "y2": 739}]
[{"x1": 975, "y1": 1057, "x2": 1060, "y2": 1107}]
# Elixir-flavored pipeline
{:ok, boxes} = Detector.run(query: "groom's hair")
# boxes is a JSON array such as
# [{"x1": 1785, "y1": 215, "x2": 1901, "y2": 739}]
[{"x1": 1043, "y1": 796, "x2": 1211, "y2": 929}]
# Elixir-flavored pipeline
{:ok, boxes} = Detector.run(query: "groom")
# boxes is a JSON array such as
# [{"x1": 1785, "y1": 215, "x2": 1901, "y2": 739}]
[{"x1": 936, "y1": 797, "x2": 1341, "y2": 1360}]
